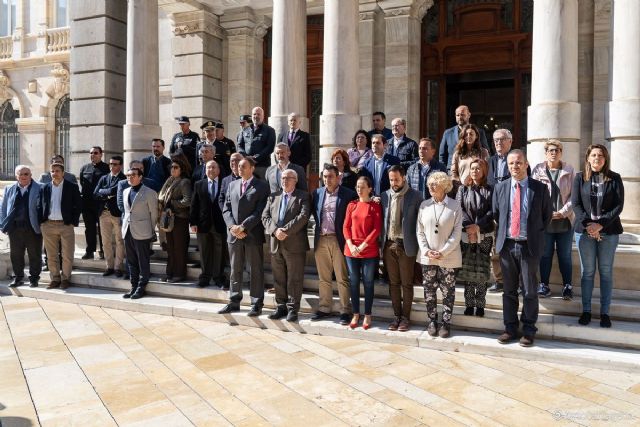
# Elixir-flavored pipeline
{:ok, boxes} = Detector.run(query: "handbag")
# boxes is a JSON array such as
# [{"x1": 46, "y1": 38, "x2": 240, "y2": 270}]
[
  {"x1": 159, "y1": 207, "x2": 174, "y2": 232},
  {"x1": 456, "y1": 242, "x2": 491, "y2": 283}
]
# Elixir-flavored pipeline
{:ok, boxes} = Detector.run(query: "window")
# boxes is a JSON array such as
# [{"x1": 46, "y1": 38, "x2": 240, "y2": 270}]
[
  {"x1": 55, "y1": 0, "x2": 69, "y2": 28},
  {"x1": 0, "y1": 0, "x2": 17, "y2": 37},
  {"x1": 0, "y1": 100, "x2": 20, "y2": 179},
  {"x1": 55, "y1": 95, "x2": 70, "y2": 162}
]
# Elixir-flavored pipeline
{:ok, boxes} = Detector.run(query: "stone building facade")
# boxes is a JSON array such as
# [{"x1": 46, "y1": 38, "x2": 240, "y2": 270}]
[{"x1": 0, "y1": 0, "x2": 638, "y2": 229}]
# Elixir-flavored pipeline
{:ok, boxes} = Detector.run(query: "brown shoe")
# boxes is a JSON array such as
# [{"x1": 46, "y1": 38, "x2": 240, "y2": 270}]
[
  {"x1": 519, "y1": 335, "x2": 534, "y2": 347},
  {"x1": 46, "y1": 281, "x2": 61, "y2": 289},
  {"x1": 398, "y1": 318, "x2": 410, "y2": 332},
  {"x1": 388, "y1": 317, "x2": 400, "y2": 331},
  {"x1": 497, "y1": 331, "x2": 517, "y2": 344},
  {"x1": 438, "y1": 324, "x2": 450, "y2": 338},
  {"x1": 60, "y1": 280, "x2": 71, "y2": 290}
]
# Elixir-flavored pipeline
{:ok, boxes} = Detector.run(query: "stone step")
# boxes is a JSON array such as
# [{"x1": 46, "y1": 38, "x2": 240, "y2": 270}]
[
  {"x1": 15, "y1": 270, "x2": 640, "y2": 351},
  {"x1": 3, "y1": 283, "x2": 639, "y2": 372}
]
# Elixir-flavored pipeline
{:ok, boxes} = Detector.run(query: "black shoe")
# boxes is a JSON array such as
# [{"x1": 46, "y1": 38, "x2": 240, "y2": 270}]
[
  {"x1": 463, "y1": 307, "x2": 474, "y2": 316},
  {"x1": 286, "y1": 310, "x2": 299, "y2": 322},
  {"x1": 29, "y1": 281, "x2": 39, "y2": 288},
  {"x1": 268, "y1": 307, "x2": 288, "y2": 320},
  {"x1": 311, "y1": 311, "x2": 331, "y2": 321},
  {"x1": 578, "y1": 312, "x2": 591, "y2": 325},
  {"x1": 339, "y1": 313, "x2": 352, "y2": 325},
  {"x1": 197, "y1": 281, "x2": 209, "y2": 288},
  {"x1": 81, "y1": 252, "x2": 94, "y2": 260},
  {"x1": 218, "y1": 303, "x2": 240, "y2": 314},
  {"x1": 123, "y1": 273, "x2": 130, "y2": 280},
  {"x1": 600, "y1": 314, "x2": 612, "y2": 328},
  {"x1": 103, "y1": 269, "x2": 115, "y2": 277},
  {"x1": 475, "y1": 307, "x2": 485, "y2": 317},
  {"x1": 123, "y1": 286, "x2": 138, "y2": 299},
  {"x1": 98, "y1": 251, "x2": 105, "y2": 260},
  {"x1": 169, "y1": 277, "x2": 186, "y2": 283},
  {"x1": 519, "y1": 335, "x2": 535, "y2": 347},
  {"x1": 488, "y1": 282, "x2": 503, "y2": 293},
  {"x1": 247, "y1": 306, "x2": 262, "y2": 317},
  {"x1": 8, "y1": 277, "x2": 24, "y2": 287},
  {"x1": 114, "y1": 270, "x2": 124, "y2": 278},
  {"x1": 130, "y1": 286, "x2": 146, "y2": 299},
  {"x1": 221, "y1": 285, "x2": 230, "y2": 291}
]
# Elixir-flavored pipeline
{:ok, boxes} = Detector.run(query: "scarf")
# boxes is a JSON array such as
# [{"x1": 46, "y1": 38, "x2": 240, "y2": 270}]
[{"x1": 388, "y1": 183, "x2": 409, "y2": 239}]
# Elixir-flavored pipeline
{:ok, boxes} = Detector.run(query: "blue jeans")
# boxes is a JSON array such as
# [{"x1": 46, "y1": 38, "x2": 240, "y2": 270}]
[
  {"x1": 345, "y1": 256, "x2": 377, "y2": 315},
  {"x1": 575, "y1": 232, "x2": 619, "y2": 314},
  {"x1": 540, "y1": 228, "x2": 573, "y2": 285}
]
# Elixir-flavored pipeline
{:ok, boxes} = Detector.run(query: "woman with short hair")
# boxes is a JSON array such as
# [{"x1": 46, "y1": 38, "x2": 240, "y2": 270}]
[
  {"x1": 347, "y1": 129, "x2": 373, "y2": 168},
  {"x1": 417, "y1": 172, "x2": 463, "y2": 338}
]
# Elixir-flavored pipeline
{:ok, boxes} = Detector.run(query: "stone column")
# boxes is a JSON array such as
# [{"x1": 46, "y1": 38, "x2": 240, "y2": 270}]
[
  {"x1": 269, "y1": 0, "x2": 307, "y2": 138},
  {"x1": 527, "y1": 0, "x2": 581, "y2": 169},
  {"x1": 220, "y1": 7, "x2": 269, "y2": 131},
  {"x1": 608, "y1": 0, "x2": 640, "y2": 226},
  {"x1": 170, "y1": 9, "x2": 224, "y2": 132},
  {"x1": 319, "y1": 0, "x2": 360, "y2": 170},
  {"x1": 69, "y1": 0, "x2": 127, "y2": 172},
  {"x1": 378, "y1": 0, "x2": 430, "y2": 140},
  {"x1": 359, "y1": 2, "x2": 385, "y2": 129},
  {"x1": 123, "y1": 0, "x2": 161, "y2": 167}
]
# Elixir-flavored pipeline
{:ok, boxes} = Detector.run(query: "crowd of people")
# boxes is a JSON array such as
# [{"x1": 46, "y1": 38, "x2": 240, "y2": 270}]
[{"x1": 0, "y1": 104, "x2": 624, "y2": 347}]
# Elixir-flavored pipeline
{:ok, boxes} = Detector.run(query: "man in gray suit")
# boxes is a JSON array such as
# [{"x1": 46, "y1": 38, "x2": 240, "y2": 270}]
[
  {"x1": 219, "y1": 157, "x2": 270, "y2": 316},
  {"x1": 262, "y1": 169, "x2": 310, "y2": 322},
  {"x1": 381, "y1": 165, "x2": 424, "y2": 332},
  {"x1": 265, "y1": 143, "x2": 308, "y2": 193},
  {"x1": 121, "y1": 167, "x2": 158, "y2": 300}
]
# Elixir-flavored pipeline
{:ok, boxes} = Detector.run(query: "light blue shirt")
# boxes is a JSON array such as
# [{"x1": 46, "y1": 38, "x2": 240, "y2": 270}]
[
  {"x1": 497, "y1": 155, "x2": 508, "y2": 180},
  {"x1": 374, "y1": 156, "x2": 384, "y2": 195},
  {"x1": 508, "y1": 176, "x2": 529, "y2": 239}
]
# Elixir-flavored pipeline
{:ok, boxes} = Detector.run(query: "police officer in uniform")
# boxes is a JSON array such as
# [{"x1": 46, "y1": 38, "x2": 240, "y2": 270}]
[
  {"x1": 236, "y1": 114, "x2": 252, "y2": 146},
  {"x1": 213, "y1": 122, "x2": 236, "y2": 178},
  {"x1": 170, "y1": 116, "x2": 200, "y2": 173}
]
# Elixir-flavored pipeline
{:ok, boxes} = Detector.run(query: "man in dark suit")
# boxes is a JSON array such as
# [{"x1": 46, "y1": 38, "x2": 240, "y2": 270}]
[
  {"x1": 219, "y1": 157, "x2": 270, "y2": 316},
  {"x1": 190, "y1": 160, "x2": 227, "y2": 288},
  {"x1": 237, "y1": 106, "x2": 276, "y2": 180},
  {"x1": 381, "y1": 165, "x2": 424, "y2": 331},
  {"x1": 142, "y1": 138, "x2": 171, "y2": 193},
  {"x1": 93, "y1": 155, "x2": 126, "y2": 277},
  {"x1": 311, "y1": 164, "x2": 358, "y2": 324},
  {"x1": 79, "y1": 146, "x2": 110, "y2": 260},
  {"x1": 277, "y1": 112, "x2": 311, "y2": 170},
  {"x1": 0, "y1": 165, "x2": 43, "y2": 288},
  {"x1": 360, "y1": 134, "x2": 400, "y2": 196},
  {"x1": 191, "y1": 143, "x2": 215, "y2": 185},
  {"x1": 262, "y1": 169, "x2": 311, "y2": 322},
  {"x1": 368, "y1": 111, "x2": 393, "y2": 141},
  {"x1": 439, "y1": 105, "x2": 491, "y2": 171},
  {"x1": 41, "y1": 163, "x2": 82, "y2": 290},
  {"x1": 265, "y1": 143, "x2": 308, "y2": 193},
  {"x1": 217, "y1": 152, "x2": 244, "y2": 290},
  {"x1": 492, "y1": 149, "x2": 552, "y2": 347},
  {"x1": 406, "y1": 137, "x2": 447, "y2": 200},
  {"x1": 386, "y1": 117, "x2": 418, "y2": 169}
]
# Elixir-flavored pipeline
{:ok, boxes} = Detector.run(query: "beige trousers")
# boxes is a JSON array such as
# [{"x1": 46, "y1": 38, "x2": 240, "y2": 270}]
[
  {"x1": 41, "y1": 220, "x2": 75, "y2": 282},
  {"x1": 99, "y1": 210, "x2": 125, "y2": 270},
  {"x1": 314, "y1": 235, "x2": 352, "y2": 314}
]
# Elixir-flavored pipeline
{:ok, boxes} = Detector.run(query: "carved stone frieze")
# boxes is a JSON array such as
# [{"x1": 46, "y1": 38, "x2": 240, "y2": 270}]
[
  {"x1": 50, "y1": 63, "x2": 69, "y2": 97},
  {"x1": 0, "y1": 70, "x2": 10, "y2": 100}
]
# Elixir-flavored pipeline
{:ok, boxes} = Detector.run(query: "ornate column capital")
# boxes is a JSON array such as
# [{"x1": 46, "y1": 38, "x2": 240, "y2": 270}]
[
  {"x1": 379, "y1": 0, "x2": 433, "y2": 20},
  {"x1": 219, "y1": 7, "x2": 271, "y2": 40},
  {"x1": 170, "y1": 9, "x2": 225, "y2": 39}
]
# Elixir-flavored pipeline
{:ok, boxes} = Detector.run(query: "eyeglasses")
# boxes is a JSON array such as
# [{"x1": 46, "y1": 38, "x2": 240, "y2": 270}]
[
  {"x1": 17, "y1": 172, "x2": 30, "y2": 176},
  {"x1": 493, "y1": 138, "x2": 509, "y2": 142},
  {"x1": 125, "y1": 174, "x2": 138, "y2": 178},
  {"x1": 281, "y1": 177, "x2": 296, "y2": 181}
]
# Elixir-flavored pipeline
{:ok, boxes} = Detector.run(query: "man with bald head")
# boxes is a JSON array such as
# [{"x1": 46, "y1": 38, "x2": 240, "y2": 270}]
[
  {"x1": 237, "y1": 106, "x2": 276, "y2": 180},
  {"x1": 439, "y1": 105, "x2": 491, "y2": 170}
]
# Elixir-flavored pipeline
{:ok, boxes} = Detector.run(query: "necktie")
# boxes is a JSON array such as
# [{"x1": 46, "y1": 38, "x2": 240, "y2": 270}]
[
  {"x1": 209, "y1": 180, "x2": 216, "y2": 202},
  {"x1": 241, "y1": 181, "x2": 248, "y2": 195},
  {"x1": 288, "y1": 131, "x2": 294, "y2": 146},
  {"x1": 510, "y1": 183, "x2": 521, "y2": 238},
  {"x1": 278, "y1": 194, "x2": 289, "y2": 226}
]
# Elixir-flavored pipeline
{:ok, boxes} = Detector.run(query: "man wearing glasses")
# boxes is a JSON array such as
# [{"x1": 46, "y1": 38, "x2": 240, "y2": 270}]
[{"x1": 79, "y1": 146, "x2": 110, "y2": 260}]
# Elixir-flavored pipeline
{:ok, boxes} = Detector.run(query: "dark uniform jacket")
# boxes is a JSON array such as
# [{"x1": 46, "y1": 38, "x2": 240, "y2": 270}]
[
  {"x1": 170, "y1": 130, "x2": 200, "y2": 172},
  {"x1": 79, "y1": 161, "x2": 109, "y2": 212},
  {"x1": 237, "y1": 123, "x2": 276, "y2": 168}
]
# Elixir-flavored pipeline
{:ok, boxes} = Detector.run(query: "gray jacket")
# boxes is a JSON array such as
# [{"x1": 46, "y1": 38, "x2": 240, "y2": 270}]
[
  {"x1": 380, "y1": 185, "x2": 424, "y2": 257},
  {"x1": 121, "y1": 185, "x2": 158, "y2": 240}
]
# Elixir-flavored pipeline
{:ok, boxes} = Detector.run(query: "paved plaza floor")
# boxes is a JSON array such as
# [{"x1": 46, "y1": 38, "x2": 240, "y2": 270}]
[{"x1": 1, "y1": 295, "x2": 639, "y2": 427}]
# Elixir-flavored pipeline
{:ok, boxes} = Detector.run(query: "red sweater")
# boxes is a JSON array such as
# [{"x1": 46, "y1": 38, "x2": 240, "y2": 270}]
[{"x1": 343, "y1": 200, "x2": 382, "y2": 258}]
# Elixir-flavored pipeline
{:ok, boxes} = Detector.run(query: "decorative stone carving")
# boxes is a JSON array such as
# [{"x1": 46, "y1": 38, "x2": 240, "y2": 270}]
[
  {"x1": 171, "y1": 10, "x2": 225, "y2": 39},
  {"x1": 359, "y1": 11, "x2": 376, "y2": 22},
  {"x1": 50, "y1": 63, "x2": 69, "y2": 98},
  {"x1": 0, "y1": 70, "x2": 10, "y2": 100},
  {"x1": 380, "y1": 0, "x2": 433, "y2": 20}
]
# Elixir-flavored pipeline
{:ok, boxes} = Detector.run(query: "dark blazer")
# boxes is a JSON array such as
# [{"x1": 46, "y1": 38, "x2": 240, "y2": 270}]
[
  {"x1": 368, "y1": 127, "x2": 393, "y2": 141},
  {"x1": 218, "y1": 174, "x2": 241, "y2": 210},
  {"x1": 359, "y1": 153, "x2": 401, "y2": 195},
  {"x1": 339, "y1": 170, "x2": 358, "y2": 191},
  {"x1": 492, "y1": 177, "x2": 552, "y2": 257},
  {"x1": 93, "y1": 172, "x2": 126, "y2": 217},
  {"x1": 456, "y1": 184, "x2": 495, "y2": 233},
  {"x1": 237, "y1": 123, "x2": 277, "y2": 167},
  {"x1": 439, "y1": 125, "x2": 491, "y2": 170},
  {"x1": 380, "y1": 186, "x2": 424, "y2": 257},
  {"x1": 406, "y1": 158, "x2": 448, "y2": 199},
  {"x1": 0, "y1": 181, "x2": 42, "y2": 234},
  {"x1": 571, "y1": 171, "x2": 624, "y2": 235},
  {"x1": 262, "y1": 189, "x2": 311, "y2": 254},
  {"x1": 312, "y1": 185, "x2": 357, "y2": 252},
  {"x1": 190, "y1": 178, "x2": 226, "y2": 234},
  {"x1": 38, "y1": 172, "x2": 77, "y2": 185},
  {"x1": 265, "y1": 163, "x2": 308, "y2": 193},
  {"x1": 385, "y1": 135, "x2": 419, "y2": 170},
  {"x1": 142, "y1": 155, "x2": 171, "y2": 183},
  {"x1": 487, "y1": 152, "x2": 531, "y2": 186},
  {"x1": 222, "y1": 178, "x2": 270, "y2": 244},
  {"x1": 41, "y1": 180, "x2": 82, "y2": 226},
  {"x1": 278, "y1": 129, "x2": 312, "y2": 169},
  {"x1": 79, "y1": 161, "x2": 110, "y2": 204}
]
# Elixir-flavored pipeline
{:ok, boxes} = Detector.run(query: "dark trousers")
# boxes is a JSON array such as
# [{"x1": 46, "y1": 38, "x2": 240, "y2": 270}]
[
  {"x1": 125, "y1": 230, "x2": 151, "y2": 288},
  {"x1": 82, "y1": 205, "x2": 102, "y2": 254},
  {"x1": 228, "y1": 239, "x2": 264, "y2": 306},
  {"x1": 271, "y1": 248, "x2": 306, "y2": 312},
  {"x1": 9, "y1": 225, "x2": 42, "y2": 282},
  {"x1": 345, "y1": 256, "x2": 377, "y2": 315},
  {"x1": 166, "y1": 217, "x2": 189, "y2": 278},
  {"x1": 196, "y1": 228, "x2": 225, "y2": 283},
  {"x1": 500, "y1": 239, "x2": 540, "y2": 336},
  {"x1": 383, "y1": 241, "x2": 416, "y2": 320}
]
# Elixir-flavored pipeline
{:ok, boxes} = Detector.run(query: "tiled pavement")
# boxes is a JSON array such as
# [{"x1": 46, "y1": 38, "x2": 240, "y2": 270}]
[{"x1": 1, "y1": 295, "x2": 639, "y2": 427}]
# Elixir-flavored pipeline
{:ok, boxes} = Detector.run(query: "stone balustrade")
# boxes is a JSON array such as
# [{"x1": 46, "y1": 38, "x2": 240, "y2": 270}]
[
  {"x1": 46, "y1": 27, "x2": 70, "y2": 53},
  {"x1": 0, "y1": 36, "x2": 12, "y2": 59}
]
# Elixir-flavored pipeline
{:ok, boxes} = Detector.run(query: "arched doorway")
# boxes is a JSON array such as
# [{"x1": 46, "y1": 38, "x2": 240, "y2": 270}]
[
  {"x1": 55, "y1": 94, "x2": 70, "y2": 162},
  {"x1": 0, "y1": 100, "x2": 20, "y2": 179}
]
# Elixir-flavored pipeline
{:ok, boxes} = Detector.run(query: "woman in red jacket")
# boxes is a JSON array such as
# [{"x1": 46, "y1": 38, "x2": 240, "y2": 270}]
[{"x1": 343, "y1": 176, "x2": 382, "y2": 329}]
